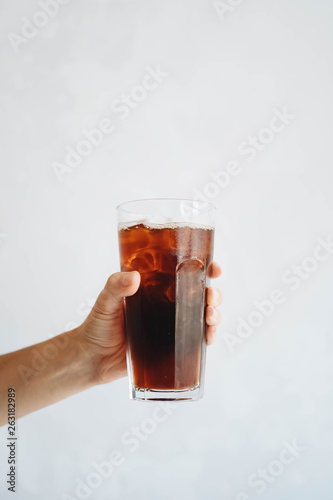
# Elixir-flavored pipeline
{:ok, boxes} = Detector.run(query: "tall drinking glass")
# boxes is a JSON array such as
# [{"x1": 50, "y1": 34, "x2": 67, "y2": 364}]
[{"x1": 117, "y1": 199, "x2": 215, "y2": 401}]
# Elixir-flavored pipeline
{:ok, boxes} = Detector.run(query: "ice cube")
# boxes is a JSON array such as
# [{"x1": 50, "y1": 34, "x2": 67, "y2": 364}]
[{"x1": 128, "y1": 251, "x2": 155, "y2": 272}]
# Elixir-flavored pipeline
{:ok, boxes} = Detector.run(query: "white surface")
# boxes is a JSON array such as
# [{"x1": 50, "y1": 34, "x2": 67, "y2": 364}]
[{"x1": 1, "y1": 0, "x2": 333, "y2": 499}]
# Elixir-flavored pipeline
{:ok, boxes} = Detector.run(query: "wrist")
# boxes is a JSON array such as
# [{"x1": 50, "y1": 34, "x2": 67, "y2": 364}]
[
  {"x1": 73, "y1": 326, "x2": 128, "y2": 386},
  {"x1": 67, "y1": 328, "x2": 101, "y2": 388}
]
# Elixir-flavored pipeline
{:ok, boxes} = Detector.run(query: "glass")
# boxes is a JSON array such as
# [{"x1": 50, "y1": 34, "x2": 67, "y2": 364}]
[{"x1": 117, "y1": 199, "x2": 215, "y2": 401}]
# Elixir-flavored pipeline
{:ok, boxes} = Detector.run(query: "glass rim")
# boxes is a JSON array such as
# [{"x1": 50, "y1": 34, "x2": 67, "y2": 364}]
[{"x1": 116, "y1": 198, "x2": 216, "y2": 213}]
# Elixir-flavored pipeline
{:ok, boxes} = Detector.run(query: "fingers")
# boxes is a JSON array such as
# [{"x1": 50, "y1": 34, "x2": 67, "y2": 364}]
[
  {"x1": 206, "y1": 325, "x2": 217, "y2": 346},
  {"x1": 97, "y1": 271, "x2": 140, "y2": 312},
  {"x1": 106, "y1": 271, "x2": 140, "y2": 299},
  {"x1": 206, "y1": 263, "x2": 222, "y2": 345},
  {"x1": 206, "y1": 305, "x2": 222, "y2": 326},
  {"x1": 207, "y1": 261, "x2": 222, "y2": 279},
  {"x1": 207, "y1": 286, "x2": 223, "y2": 308}
]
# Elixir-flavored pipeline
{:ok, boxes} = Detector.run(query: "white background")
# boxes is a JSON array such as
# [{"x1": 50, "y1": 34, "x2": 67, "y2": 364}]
[{"x1": 1, "y1": 0, "x2": 333, "y2": 499}]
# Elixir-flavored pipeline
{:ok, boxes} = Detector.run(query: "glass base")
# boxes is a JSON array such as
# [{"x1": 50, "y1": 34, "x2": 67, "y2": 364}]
[{"x1": 130, "y1": 384, "x2": 202, "y2": 401}]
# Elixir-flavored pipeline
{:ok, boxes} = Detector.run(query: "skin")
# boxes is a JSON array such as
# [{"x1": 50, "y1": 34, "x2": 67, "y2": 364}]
[{"x1": 0, "y1": 263, "x2": 222, "y2": 426}]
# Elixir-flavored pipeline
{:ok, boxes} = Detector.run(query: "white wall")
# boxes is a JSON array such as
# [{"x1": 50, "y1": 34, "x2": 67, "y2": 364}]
[{"x1": 0, "y1": 0, "x2": 333, "y2": 499}]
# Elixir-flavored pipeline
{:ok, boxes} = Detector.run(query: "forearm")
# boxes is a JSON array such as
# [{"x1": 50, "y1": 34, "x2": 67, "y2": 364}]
[{"x1": 0, "y1": 329, "x2": 98, "y2": 426}]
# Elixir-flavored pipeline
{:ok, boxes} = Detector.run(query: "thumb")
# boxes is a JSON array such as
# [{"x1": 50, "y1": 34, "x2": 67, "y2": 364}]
[{"x1": 96, "y1": 271, "x2": 141, "y2": 314}]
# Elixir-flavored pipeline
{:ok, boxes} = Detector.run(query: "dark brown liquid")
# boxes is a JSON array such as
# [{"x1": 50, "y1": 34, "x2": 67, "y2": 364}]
[{"x1": 118, "y1": 223, "x2": 214, "y2": 391}]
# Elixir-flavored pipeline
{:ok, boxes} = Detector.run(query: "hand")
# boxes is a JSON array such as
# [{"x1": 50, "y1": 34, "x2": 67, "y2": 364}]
[
  {"x1": 78, "y1": 262, "x2": 223, "y2": 385},
  {"x1": 206, "y1": 261, "x2": 223, "y2": 345}
]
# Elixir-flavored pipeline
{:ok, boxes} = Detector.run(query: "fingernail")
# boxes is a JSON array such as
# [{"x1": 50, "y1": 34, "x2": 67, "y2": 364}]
[
  {"x1": 208, "y1": 306, "x2": 215, "y2": 317},
  {"x1": 123, "y1": 273, "x2": 134, "y2": 286}
]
